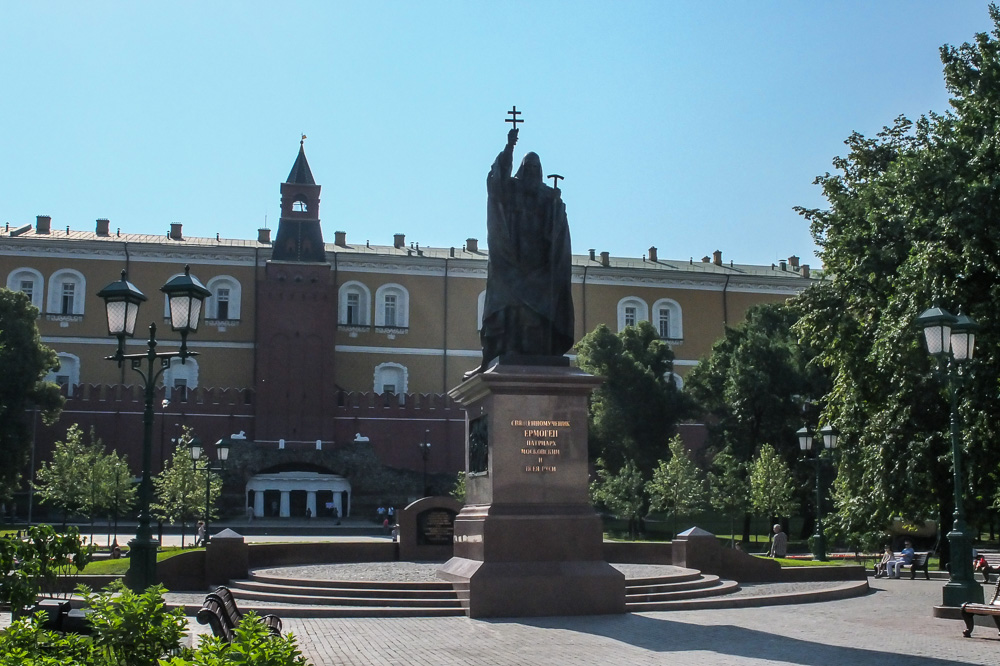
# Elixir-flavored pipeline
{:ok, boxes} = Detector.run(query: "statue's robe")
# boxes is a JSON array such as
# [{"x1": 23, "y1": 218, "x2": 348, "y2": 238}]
[{"x1": 478, "y1": 145, "x2": 574, "y2": 370}]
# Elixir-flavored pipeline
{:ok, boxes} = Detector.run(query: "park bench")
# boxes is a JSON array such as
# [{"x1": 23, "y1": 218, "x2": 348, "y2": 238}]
[
  {"x1": 899, "y1": 551, "x2": 931, "y2": 580},
  {"x1": 960, "y1": 578, "x2": 1000, "y2": 637},
  {"x1": 196, "y1": 585, "x2": 282, "y2": 642}
]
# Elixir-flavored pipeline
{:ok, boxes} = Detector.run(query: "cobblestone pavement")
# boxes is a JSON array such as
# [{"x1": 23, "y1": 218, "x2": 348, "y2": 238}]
[{"x1": 179, "y1": 577, "x2": 999, "y2": 665}]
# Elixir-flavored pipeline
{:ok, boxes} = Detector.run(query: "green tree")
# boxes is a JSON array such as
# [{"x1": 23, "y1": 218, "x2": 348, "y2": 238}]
[
  {"x1": 684, "y1": 301, "x2": 827, "y2": 541},
  {"x1": 576, "y1": 321, "x2": 691, "y2": 473},
  {"x1": 646, "y1": 435, "x2": 706, "y2": 538},
  {"x1": 33, "y1": 426, "x2": 135, "y2": 536},
  {"x1": 590, "y1": 458, "x2": 647, "y2": 539},
  {"x1": 0, "y1": 289, "x2": 63, "y2": 500},
  {"x1": 749, "y1": 443, "x2": 796, "y2": 534},
  {"x1": 707, "y1": 446, "x2": 749, "y2": 546},
  {"x1": 450, "y1": 471, "x2": 466, "y2": 503},
  {"x1": 793, "y1": 6, "x2": 1000, "y2": 566},
  {"x1": 153, "y1": 430, "x2": 221, "y2": 546}
]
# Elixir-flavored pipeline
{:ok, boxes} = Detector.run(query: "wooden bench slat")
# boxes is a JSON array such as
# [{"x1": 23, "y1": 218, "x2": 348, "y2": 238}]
[{"x1": 197, "y1": 585, "x2": 282, "y2": 643}]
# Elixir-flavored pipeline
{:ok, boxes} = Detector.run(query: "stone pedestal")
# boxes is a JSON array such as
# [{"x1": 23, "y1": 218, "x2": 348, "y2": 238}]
[{"x1": 438, "y1": 364, "x2": 625, "y2": 618}]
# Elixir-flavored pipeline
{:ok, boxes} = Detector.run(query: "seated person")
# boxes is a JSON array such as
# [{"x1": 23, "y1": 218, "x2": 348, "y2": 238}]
[
  {"x1": 887, "y1": 540, "x2": 915, "y2": 579},
  {"x1": 973, "y1": 551, "x2": 995, "y2": 583},
  {"x1": 874, "y1": 545, "x2": 895, "y2": 578}
]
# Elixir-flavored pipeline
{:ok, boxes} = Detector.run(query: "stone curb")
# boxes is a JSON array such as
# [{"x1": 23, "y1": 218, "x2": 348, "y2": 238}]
[{"x1": 635, "y1": 579, "x2": 872, "y2": 611}]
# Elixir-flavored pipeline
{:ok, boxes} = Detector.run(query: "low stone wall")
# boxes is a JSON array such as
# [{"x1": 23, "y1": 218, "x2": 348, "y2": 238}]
[{"x1": 602, "y1": 541, "x2": 672, "y2": 564}]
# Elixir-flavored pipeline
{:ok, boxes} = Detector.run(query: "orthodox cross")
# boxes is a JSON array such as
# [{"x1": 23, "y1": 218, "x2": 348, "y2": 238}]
[
  {"x1": 547, "y1": 174, "x2": 564, "y2": 190},
  {"x1": 301, "y1": 133, "x2": 307, "y2": 146},
  {"x1": 505, "y1": 106, "x2": 523, "y2": 130}
]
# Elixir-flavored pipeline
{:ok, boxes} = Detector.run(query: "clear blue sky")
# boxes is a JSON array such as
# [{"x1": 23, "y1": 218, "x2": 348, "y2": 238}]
[{"x1": 0, "y1": 2, "x2": 993, "y2": 266}]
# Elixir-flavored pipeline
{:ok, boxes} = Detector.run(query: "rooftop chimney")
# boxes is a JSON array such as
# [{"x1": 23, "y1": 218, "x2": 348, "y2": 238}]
[
  {"x1": 702, "y1": 256, "x2": 710, "y2": 263},
  {"x1": 394, "y1": 233, "x2": 405, "y2": 249},
  {"x1": 258, "y1": 228, "x2": 271, "y2": 244},
  {"x1": 600, "y1": 251, "x2": 610, "y2": 267},
  {"x1": 95, "y1": 218, "x2": 110, "y2": 236},
  {"x1": 713, "y1": 250, "x2": 722, "y2": 266},
  {"x1": 648, "y1": 246, "x2": 658, "y2": 263},
  {"x1": 36, "y1": 215, "x2": 51, "y2": 234},
  {"x1": 466, "y1": 238, "x2": 479, "y2": 253},
  {"x1": 169, "y1": 223, "x2": 183, "y2": 240},
  {"x1": 335, "y1": 230, "x2": 347, "y2": 247},
  {"x1": 788, "y1": 255, "x2": 800, "y2": 270},
  {"x1": 589, "y1": 249, "x2": 596, "y2": 261},
  {"x1": 801, "y1": 264, "x2": 810, "y2": 279},
  {"x1": 779, "y1": 260, "x2": 787, "y2": 271}
]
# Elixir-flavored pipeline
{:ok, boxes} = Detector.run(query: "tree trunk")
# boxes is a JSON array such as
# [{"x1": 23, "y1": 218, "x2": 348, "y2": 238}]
[{"x1": 742, "y1": 513, "x2": 752, "y2": 544}]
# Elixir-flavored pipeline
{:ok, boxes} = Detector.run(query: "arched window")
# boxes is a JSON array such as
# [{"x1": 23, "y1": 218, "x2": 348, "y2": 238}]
[
  {"x1": 616, "y1": 297, "x2": 648, "y2": 332},
  {"x1": 46, "y1": 353, "x2": 80, "y2": 396},
  {"x1": 374, "y1": 362, "x2": 408, "y2": 394},
  {"x1": 7, "y1": 267, "x2": 44, "y2": 311},
  {"x1": 477, "y1": 290, "x2": 486, "y2": 331},
  {"x1": 206, "y1": 276, "x2": 242, "y2": 321},
  {"x1": 339, "y1": 281, "x2": 371, "y2": 326},
  {"x1": 163, "y1": 358, "x2": 199, "y2": 401},
  {"x1": 651, "y1": 298, "x2": 683, "y2": 341},
  {"x1": 292, "y1": 198, "x2": 308, "y2": 212},
  {"x1": 375, "y1": 284, "x2": 409, "y2": 329},
  {"x1": 46, "y1": 269, "x2": 86, "y2": 316}
]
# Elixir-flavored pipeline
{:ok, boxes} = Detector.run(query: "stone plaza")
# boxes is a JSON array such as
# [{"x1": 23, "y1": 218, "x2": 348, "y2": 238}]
[{"x1": 180, "y1": 576, "x2": 999, "y2": 665}]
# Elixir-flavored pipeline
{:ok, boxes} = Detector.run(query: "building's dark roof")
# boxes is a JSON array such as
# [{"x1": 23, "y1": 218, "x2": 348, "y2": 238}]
[{"x1": 286, "y1": 143, "x2": 316, "y2": 185}]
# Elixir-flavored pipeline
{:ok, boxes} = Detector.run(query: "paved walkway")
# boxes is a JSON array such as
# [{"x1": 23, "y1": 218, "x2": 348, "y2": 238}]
[{"x1": 182, "y1": 577, "x2": 998, "y2": 665}]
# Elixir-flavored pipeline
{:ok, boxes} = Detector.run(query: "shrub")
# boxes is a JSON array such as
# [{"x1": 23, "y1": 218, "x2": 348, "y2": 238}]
[
  {"x1": 162, "y1": 612, "x2": 310, "y2": 666},
  {"x1": 80, "y1": 580, "x2": 188, "y2": 666},
  {"x1": 0, "y1": 612, "x2": 93, "y2": 666},
  {"x1": 0, "y1": 525, "x2": 92, "y2": 618}
]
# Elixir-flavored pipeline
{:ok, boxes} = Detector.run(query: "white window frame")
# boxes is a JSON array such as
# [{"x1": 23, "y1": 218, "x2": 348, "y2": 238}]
[
  {"x1": 7, "y1": 268, "x2": 44, "y2": 311},
  {"x1": 339, "y1": 281, "x2": 371, "y2": 326},
  {"x1": 651, "y1": 298, "x2": 683, "y2": 341},
  {"x1": 373, "y1": 362, "x2": 408, "y2": 394},
  {"x1": 206, "y1": 275, "x2": 242, "y2": 321},
  {"x1": 46, "y1": 269, "x2": 86, "y2": 316},
  {"x1": 616, "y1": 297, "x2": 648, "y2": 332},
  {"x1": 374, "y1": 283, "x2": 409, "y2": 328},
  {"x1": 667, "y1": 372, "x2": 684, "y2": 390},
  {"x1": 46, "y1": 352, "x2": 80, "y2": 396},
  {"x1": 163, "y1": 358, "x2": 199, "y2": 400}
]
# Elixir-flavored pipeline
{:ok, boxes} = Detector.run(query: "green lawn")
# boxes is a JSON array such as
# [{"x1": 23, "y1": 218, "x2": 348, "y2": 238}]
[{"x1": 80, "y1": 548, "x2": 198, "y2": 575}]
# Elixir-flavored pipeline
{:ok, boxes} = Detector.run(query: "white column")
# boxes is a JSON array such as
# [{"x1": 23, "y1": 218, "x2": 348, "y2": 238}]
[
  {"x1": 279, "y1": 490, "x2": 290, "y2": 518},
  {"x1": 253, "y1": 490, "x2": 264, "y2": 518},
  {"x1": 306, "y1": 490, "x2": 317, "y2": 517}
]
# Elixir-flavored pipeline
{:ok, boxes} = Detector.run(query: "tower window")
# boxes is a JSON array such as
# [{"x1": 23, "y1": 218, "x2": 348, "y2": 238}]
[{"x1": 293, "y1": 200, "x2": 308, "y2": 212}]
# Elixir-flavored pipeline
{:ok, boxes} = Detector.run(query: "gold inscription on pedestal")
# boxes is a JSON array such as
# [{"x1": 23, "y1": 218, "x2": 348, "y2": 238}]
[{"x1": 511, "y1": 419, "x2": 569, "y2": 473}]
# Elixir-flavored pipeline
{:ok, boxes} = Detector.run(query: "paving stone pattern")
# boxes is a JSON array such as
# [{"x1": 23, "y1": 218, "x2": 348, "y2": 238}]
[{"x1": 180, "y1": 577, "x2": 1000, "y2": 665}]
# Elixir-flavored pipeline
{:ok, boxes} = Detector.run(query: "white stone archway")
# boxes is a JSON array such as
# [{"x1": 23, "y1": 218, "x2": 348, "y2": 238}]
[{"x1": 245, "y1": 471, "x2": 352, "y2": 519}]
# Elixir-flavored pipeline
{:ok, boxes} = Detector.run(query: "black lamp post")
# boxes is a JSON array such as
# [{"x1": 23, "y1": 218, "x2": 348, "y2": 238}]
[
  {"x1": 917, "y1": 306, "x2": 984, "y2": 607},
  {"x1": 795, "y1": 425, "x2": 840, "y2": 562},
  {"x1": 97, "y1": 266, "x2": 210, "y2": 592},
  {"x1": 189, "y1": 437, "x2": 230, "y2": 546},
  {"x1": 419, "y1": 429, "x2": 431, "y2": 497},
  {"x1": 797, "y1": 424, "x2": 839, "y2": 561}
]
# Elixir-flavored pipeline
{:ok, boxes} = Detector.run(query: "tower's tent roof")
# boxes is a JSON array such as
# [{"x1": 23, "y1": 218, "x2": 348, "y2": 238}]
[{"x1": 286, "y1": 144, "x2": 316, "y2": 185}]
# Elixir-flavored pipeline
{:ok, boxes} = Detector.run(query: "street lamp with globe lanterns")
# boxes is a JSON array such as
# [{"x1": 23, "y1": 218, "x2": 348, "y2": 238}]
[
  {"x1": 189, "y1": 437, "x2": 230, "y2": 547},
  {"x1": 797, "y1": 424, "x2": 839, "y2": 562},
  {"x1": 916, "y1": 305, "x2": 984, "y2": 607},
  {"x1": 97, "y1": 266, "x2": 210, "y2": 592}
]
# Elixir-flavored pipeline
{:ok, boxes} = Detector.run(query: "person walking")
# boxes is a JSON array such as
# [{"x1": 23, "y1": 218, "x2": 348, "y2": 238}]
[{"x1": 768, "y1": 524, "x2": 788, "y2": 558}]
